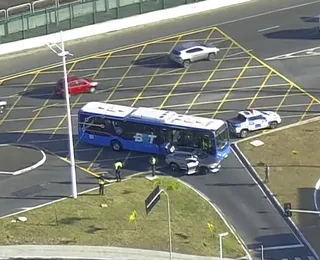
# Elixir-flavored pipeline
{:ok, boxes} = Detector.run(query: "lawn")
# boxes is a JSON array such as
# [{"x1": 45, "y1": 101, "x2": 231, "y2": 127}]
[
  {"x1": 238, "y1": 119, "x2": 320, "y2": 254},
  {"x1": 0, "y1": 176, "x2": 246, "y2": 258}
]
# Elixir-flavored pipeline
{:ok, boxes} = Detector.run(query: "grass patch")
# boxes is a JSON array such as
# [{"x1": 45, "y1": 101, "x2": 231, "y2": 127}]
[
  {"x1": 0, "y1": 176, "x2": 245, "y2": 257},
  {"x1": 238, "y1": 120, "x2": 320, "y2": 254}
]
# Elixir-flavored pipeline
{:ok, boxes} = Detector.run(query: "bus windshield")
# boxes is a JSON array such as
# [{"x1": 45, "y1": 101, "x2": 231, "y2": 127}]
[{"x1": 215, "y1": 123, "x2": 229, "y2": 150}]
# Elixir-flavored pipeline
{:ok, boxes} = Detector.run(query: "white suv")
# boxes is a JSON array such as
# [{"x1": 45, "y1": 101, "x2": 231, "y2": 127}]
[
  {"x1": 228, "y1": 109, "x2": 282, "y2": 138},
  {"x1": 169, "y1": 42, "x2": 219, "y2": 68}
]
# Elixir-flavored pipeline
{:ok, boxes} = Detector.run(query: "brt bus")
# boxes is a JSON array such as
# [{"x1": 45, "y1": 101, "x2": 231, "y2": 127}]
[{"x1": 78, "y1": 102, "x2": 230, "y2": 160}]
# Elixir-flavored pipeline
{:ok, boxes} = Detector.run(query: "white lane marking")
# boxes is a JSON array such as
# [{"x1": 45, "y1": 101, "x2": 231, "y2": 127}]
[
  {"x1": 255, "y1": 244, "x2": 304, "y2": 251},
  {"x1": 266, "y1": 47, "x2": 320, "y2": 60},
  {"x1": 258, "y1": 25, "x2": 280, "y2": 32},
  {"x1": 215, "y1": 0, "x2": 320, "y2": 27}
]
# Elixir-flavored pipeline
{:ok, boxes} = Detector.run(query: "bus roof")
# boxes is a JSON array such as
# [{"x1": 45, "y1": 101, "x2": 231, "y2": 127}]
[{"x1": 80, "y1": 102, "x2": 225, "y2": 131}]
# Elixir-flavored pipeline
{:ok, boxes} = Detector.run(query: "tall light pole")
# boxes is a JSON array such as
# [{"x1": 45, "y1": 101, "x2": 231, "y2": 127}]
[
  {"x1": 219, "y1": 232, "x2": 229, "y2": 260},
  {"x1": 46, "y1": 31, "x2": 78, "y2": 199}
]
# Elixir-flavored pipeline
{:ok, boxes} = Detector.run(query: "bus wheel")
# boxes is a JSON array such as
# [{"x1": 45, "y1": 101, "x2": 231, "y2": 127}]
[
  {"x1": 169, "y1": 162, "x2": 179, "y2": 171},
  {"x1": 111, "y1": 140, "x2": 122, "y2": 151}
]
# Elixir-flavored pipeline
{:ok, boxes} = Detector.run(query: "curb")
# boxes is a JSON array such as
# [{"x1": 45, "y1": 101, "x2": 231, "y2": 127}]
[
  {"x1": 0, "y1": 143, "x2": 46, "y2": 176},
  {"x1": 148, "y1": 171, "x2": 252, "y2": 260},
  {"x1": 231, "y1": 143, "x2": 319, "y2": 260}
]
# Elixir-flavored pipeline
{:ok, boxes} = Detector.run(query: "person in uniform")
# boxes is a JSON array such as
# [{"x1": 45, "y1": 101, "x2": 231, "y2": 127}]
[
  {"x1": 114, "y1": 160, "x2": 123, "y2": 182},
  {"x1": 98, "y1": 173, "x2": 105, "y2": 195}
]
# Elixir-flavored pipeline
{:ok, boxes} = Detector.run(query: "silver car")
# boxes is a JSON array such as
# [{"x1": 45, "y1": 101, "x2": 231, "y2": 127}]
[
  {"x1": 169, "y1": 42, "x2": 219, "y2": 68},
  {"x1": 165, "y1": 147, "x2": 221, "y2": 174}
]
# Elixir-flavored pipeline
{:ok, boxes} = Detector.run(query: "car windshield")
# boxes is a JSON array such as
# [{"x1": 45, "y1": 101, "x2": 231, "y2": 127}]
[
  {"x1": 236, "y1": 114, "x2": 247, "y2": 122},
  {"x1": 172, "y1": 50, "x2": 180, "y2": 55},
  {"x1": 215, "y1": 123, "x2": 229, "y2": 150}
]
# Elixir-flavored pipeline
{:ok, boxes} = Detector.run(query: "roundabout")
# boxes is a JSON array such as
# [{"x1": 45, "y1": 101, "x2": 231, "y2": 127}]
[{"x1": 0, "y1": 144, "x2": 46, "y2": 175}]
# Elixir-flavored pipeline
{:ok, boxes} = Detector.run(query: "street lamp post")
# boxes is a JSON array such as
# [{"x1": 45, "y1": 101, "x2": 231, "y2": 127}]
[
  {"x1": 219, "y1": 232, "x2": 229, "y2": 260},
  {"x1": 46, "y1": 31, "x2": 78, "y2": 199}
]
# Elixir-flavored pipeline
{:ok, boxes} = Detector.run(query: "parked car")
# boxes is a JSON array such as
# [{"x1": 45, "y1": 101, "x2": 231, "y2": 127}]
[
  {"x1": 0, "y1": 99, "x2": 7, "y2": 114},
  {"x1": 227, "y1": 109, "x2": 282, "y2": 138},
  {"x1": 56, "y1": 76, "x2": 98, "y2": 98},
  {"x1": 165, "y1": 146, "x2": 221, "y2": 175},
  {"x1": 169, "y1": 42, "x2": 219, "y2": 68}
]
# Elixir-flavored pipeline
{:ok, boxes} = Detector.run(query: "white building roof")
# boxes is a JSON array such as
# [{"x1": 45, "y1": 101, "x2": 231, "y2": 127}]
[{"x1": 80, "y1": 102, "x2": 225, "y2": 131}]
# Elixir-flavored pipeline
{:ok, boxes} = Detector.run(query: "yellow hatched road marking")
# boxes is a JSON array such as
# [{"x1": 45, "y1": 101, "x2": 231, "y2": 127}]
[
  {"x1": 87, "y1": 148, "x2": 104, "y2": 171},
  {"x1": 185, "y1": 42, "x2": 234, "y2": 114},
  {"x1": 92, "y1": 53, "x2": 112, "y2": 79},
  {"x1": 212, "y1": 57, "x2": 253, "y2": 118},
  {"x1": 104, "y1": 45, "x2": 147, "y2": 103},
  {"x1": 215, "y1": 27, "x2": 320, "y2": 105},
  {"x1": 300, "y1": 99, "x2": 314, "y2": 122},
  {"x1": 275, "y1": 84, "x2": 293, "y2": 112},
  {"x1": 52, "y1": 53, "x2": 113, "y2": 140},
  {"x1": 247, "y1": 70, "x2": 273, "y2": 109},
  {"x1": 131, "y1": 36, "x2": 183, "y2": 107},
  {"x1": 0, "y1": 72, "x2": 40, "y2": 127},
  {"x1": 159, "y1": 28, "x2": 217, "y2": 109}
]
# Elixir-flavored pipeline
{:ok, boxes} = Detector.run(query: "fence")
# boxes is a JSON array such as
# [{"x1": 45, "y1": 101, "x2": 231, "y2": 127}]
[{"x1": 0, "y1": 0, "x2": 205, "y2": 44}]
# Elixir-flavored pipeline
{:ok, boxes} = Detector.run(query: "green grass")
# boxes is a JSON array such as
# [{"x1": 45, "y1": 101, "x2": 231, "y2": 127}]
[
  {"x1": 0, "y1": 176, "x2": 246, "y2": 258},
  {"x1": 238, "y1": 120, "x2": 320, "y2": 254}
]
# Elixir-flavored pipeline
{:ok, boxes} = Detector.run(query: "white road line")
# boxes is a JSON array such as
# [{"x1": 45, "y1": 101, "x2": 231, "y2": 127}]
[
  {"x1": 255, "y1": 244, "x2": 304, "y2": 251},
  {"x1": 258, "y1": 25, "x2": 280, "y2": 32},
  {"x1": 266, "y1": 47, "x2": 320, "y2": 60}
]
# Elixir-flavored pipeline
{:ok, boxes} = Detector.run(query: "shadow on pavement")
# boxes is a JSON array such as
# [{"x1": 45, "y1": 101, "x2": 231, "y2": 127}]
[
  {"x1": 264, "y1": 27, "x2": 320, "y2": 40},
  {"x1": 132, "y1": 55, "x2": 178, "y2": 69}
]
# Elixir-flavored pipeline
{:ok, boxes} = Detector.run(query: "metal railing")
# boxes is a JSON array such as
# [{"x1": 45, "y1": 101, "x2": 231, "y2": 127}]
[{"x1": 0, "y1": 0, "x2": 205, "y2": 44}]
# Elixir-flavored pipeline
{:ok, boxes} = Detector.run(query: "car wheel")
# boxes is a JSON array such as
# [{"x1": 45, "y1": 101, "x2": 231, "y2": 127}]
[
  {"x1": 111, "y1": 140, "x2": 122, "y2": 151},
  {"x1": 199, "y1": 167, "x2": 209, "y2": 175},
  {"x1": 169, "y1": 162, "x2": 179, "y2": 171},
  {"x1": 208, "y1": 53, "x2": 215, "y2": 61},
  {"x1": 269, "y1": 121, "x2": 278, "y2": 129},
  {"x1": 90, "y1": 87, "x2": 96, "y2": 93},
  {"x1": 182, "y1": 60, "x2": 190, "y2": 68},
  {"x1": 240, "y1": 129, "x2": 248, "y2": 138}
]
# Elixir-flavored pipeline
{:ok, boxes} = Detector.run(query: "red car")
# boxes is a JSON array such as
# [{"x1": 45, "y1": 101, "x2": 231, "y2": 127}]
[{"x1": 56, "y1": 76, "x2": 98, "y2": 98}]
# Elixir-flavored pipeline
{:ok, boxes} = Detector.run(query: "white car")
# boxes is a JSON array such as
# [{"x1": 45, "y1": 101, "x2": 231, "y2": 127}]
[
  {"x1": 169, "y1": 42, "x2": 219, "y2": 68},
  {"x1": 227, "y1": 109, "x2": 281, "y2": 138},
  {"x1": 0, "y1": 99, "x2": 7, "y2": 114}
]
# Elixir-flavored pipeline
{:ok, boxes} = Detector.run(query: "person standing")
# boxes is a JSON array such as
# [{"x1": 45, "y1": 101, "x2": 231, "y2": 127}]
[
  {"x1": 98, "y1": 173, "x2": 105, "y2": 195},
  {"x1": 114, "y1": 160, "x2": 123, "y2": 182}
]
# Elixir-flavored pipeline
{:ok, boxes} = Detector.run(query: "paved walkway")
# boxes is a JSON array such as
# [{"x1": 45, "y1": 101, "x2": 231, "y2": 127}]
[{"x1": 0, "y1": 245, "x2": 234, "y2": 260}]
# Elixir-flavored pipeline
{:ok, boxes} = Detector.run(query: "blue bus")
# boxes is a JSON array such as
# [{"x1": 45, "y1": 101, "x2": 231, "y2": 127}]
[{"x1": 78, "y1": 102, "x2": 230, "y2": 160}]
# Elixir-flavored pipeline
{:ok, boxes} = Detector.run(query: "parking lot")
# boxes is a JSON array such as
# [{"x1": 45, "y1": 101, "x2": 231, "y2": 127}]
[{"x1": 0, "y1": 26, "x2": 319, "y2": 177}]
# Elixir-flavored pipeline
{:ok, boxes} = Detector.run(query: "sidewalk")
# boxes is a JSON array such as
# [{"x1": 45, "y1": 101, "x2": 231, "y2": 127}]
[{"x1": 0, "y1": 245, "x2": 236, "y2": 260}]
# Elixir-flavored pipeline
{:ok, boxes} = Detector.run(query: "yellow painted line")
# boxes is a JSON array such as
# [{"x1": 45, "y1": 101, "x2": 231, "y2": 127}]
[
  {"x1": 92, "y1": 53, "x2": 112, "y2": 79},
  {"x1": 9, "y1": 126, "x2": 68, "y2": 133},
  {"x1": 300, "y1": 99, "x2": 314, "y2": 122},
  {"x1": 32, "y1": 103, "x2": 60, "y2": 112},
  {"x1": 52, "y1": 53, "x2": 113, "y2": 139},
  {"x1": 104, "y1": 45, "x2": 148, "y2": 103},
  {"x1": 186, "y1": 41, "x2": 234, "y2": 114},
  {"x1": 17, "y1": 96, "x2": 54, "y2": 142},
  {"x1": 110, "y1": 51, "x2": 167, "y2": 58},
  {"x1": 161, "y1": 93, "x2": 305, "y2": 110},
  {"x1": 159, "y1": 28, "x2": 218, "y2": 109},
  {"x1": 0, "y1": 72, "x2": 40, "y2": 127},
  {"x1": 247, "y1": 70, "x2": 273, "y2": 109},
  {"x1": 162, "y1": 37, "x2": 226, "y2": 43},
  {"x1": 67, "y1": 61, "x2": 77, "y2": 74},
  {"x1": 87, "y1": 148, "x2": 104, "y2": 171},
  {"x1": 275, "y1": 85, "x2": 293, "y2": 113},
  {"x1": 215, "y1": 27, "x2": 320, "y2": 105},
  {"x1": 131, "y1": 36, "x2": 182, "y2": 107},
  {"x1": 212, "y1": 57, "x2": 253, "y2": 118}
]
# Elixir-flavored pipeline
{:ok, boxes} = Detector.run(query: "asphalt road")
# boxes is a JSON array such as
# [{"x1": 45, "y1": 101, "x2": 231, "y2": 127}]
[{"x1": 0, "y1": 0, "x2": 319, "y2": 260}]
